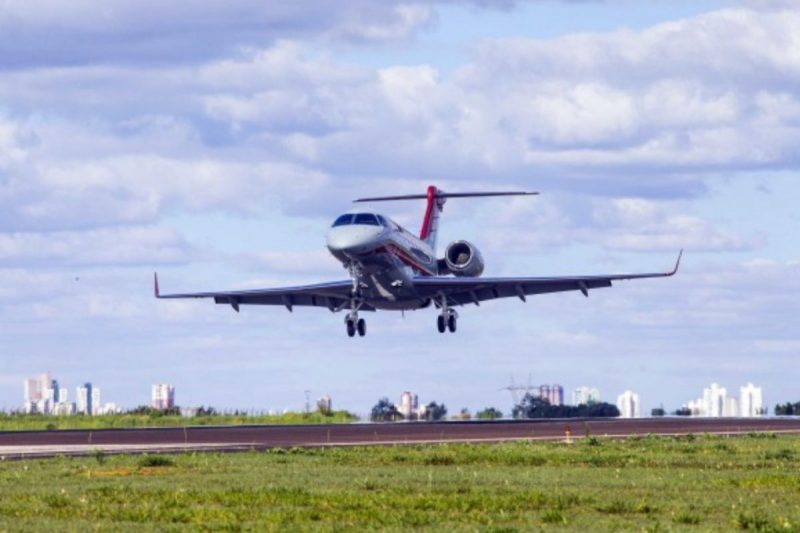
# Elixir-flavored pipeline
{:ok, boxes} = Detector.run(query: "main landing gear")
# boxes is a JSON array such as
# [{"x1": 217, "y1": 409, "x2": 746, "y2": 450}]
[
  {"x1": 346, "y1": 315, "x2": 367, "y2": 338},
  {"x1": 436, "y1": 295, "x2": 458, "y2": 333},
  {"x1": 437, "y1": 311, "x2": 457, "y2": 333}
]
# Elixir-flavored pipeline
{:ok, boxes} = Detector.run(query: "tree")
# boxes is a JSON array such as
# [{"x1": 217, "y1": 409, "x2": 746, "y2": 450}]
[
  {"x1": 775, "y1": 402, "x2": 800, "y2": 416},
  {"x1": 513, "y1": 395, "x2": 552, "y2": 419},
  {"x1": 370, "y1": 397, "x2": 402, "y2": 422},
  {"x1": 476, "y1": 407, "x2": 503, "y2": 420},
  {"x1": 513, "y1": 394, "x2": 620, "y2": 419},
  {"x1": 423, "y1": 402, "x2": 447, "y2": 421},
  {"x1": 651, "y1": 407, "x2": 666, "y2": 417},
  {"x1": 673, "y1": 407, "x2": 692, "y2": 416}
]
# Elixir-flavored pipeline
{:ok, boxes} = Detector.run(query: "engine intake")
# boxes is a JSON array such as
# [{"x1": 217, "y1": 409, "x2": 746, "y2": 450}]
[{"x1": 443, "y1": 240, "x2": 484, "y2": 277}]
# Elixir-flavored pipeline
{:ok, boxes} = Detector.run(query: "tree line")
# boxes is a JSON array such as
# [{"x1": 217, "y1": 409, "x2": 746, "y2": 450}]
[
  {"x1": 775, "y1": 402, "x2": 800, "y2": 416},
  {"x1": 512, "y1": 394, "x2": 620, "y2": 419}
]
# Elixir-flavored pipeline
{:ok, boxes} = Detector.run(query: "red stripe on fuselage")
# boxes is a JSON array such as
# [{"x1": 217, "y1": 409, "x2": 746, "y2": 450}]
[
  {"x1": 380, "y1": 244, "x2": 436, "y2": 276},
  {"x1": 419, "y1": 185, "x2": 437, "y2": 241}
]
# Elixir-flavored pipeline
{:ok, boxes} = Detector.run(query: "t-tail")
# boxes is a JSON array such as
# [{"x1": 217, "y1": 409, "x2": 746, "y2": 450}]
[{"x1": 354, "y1": 185, "x2": 538, "y2": 252}]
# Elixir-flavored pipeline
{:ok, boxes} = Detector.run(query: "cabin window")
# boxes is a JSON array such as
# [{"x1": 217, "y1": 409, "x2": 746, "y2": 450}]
[{"x1": 332, "y1": 214, "x2": 354, "y2": 227}]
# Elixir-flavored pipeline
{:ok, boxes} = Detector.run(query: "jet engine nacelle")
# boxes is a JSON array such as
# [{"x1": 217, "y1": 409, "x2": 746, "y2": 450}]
[{"x1": 442, "y1": 240, "x2": 485, "y2": 277}]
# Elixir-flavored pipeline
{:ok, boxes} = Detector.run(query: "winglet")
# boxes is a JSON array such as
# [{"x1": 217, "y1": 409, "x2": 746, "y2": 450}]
[
  {"x1": 154, "y1": 272, "x2": 160, "y2": 298},
  {"x1": 667, "y1": 249, "x2": 683, "y2": 276}
]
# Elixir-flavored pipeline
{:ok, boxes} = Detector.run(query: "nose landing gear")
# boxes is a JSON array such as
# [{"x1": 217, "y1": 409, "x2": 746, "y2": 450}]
[
  {"x1": 344, "y1": 263, "x2": 368, "y2": 338},
  {"x1": 345, "y1": 299, "x2": 367, "y2": 338}
]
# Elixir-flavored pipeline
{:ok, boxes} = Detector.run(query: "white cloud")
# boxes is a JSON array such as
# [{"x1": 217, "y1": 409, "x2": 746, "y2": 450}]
[
  {"x1": 0, "y1": 226, "x2": 193, "y2": 266},
  {"x1": 594, "y1": 198, "x2": 763, "y2": 252},
  {"x1": 478, "y1": 194, "x2": 760, "y2": 254},
  {"x1": 0, "y1": 1, "x2": 517, "y2": 68}
]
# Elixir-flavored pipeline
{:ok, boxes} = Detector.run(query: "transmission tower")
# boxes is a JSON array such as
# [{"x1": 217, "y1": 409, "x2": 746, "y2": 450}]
[{"x1": 499, "y1": 373, "x2": 536, "y2": 405}]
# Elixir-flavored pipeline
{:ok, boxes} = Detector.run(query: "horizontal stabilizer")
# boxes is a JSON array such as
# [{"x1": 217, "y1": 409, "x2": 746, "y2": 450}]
[{"x1": 354, "y1": 191, "x2": 538, "y2": 203}]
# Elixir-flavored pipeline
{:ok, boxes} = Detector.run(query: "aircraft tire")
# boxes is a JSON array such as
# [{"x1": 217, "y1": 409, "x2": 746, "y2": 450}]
[
  {"x1": 346, "y1": 320, "x2": 356, "y2": 337},
  {"x1": 357, "y1": 318, "x2": 366, "y2": 337},
  {"x1": 437, "y1": 315, "x2": 446, "y2": 333},
  {"x1": 447, "y1": 314, "x2": 457, "y2": 333}
]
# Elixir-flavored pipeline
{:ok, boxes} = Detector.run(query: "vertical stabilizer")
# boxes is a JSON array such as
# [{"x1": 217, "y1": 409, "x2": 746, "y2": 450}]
[{"x1": 419, "y1": 185, "x2": 446, "y2": 252}]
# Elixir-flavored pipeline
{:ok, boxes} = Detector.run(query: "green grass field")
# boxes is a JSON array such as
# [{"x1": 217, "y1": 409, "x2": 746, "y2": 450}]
[
  {"x1": 0, "y1": 411, "x2": 358, "y2": 432},
  {"x1": 1, "y1": 434, "x2": 799, "y2": 531}
]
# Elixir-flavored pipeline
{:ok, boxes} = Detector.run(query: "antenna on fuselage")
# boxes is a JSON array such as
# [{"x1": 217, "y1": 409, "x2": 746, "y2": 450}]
[{"x1": 354, "y1": 185, "x2": 538, "y2": 251}]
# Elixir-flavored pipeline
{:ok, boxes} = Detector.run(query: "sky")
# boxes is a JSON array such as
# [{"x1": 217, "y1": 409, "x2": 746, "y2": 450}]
[{"x1": 1, "y1": 0, "x2": 798, "y2": 416}]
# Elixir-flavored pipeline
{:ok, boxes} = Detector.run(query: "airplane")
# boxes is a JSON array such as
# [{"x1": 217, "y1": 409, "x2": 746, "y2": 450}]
[{"x1": 155, "y1": 185, "x2": 681, "y2": 337}]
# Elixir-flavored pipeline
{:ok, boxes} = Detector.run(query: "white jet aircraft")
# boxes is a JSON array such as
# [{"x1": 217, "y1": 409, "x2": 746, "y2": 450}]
[{"x1": 155, "y1": 185, "x2": 681, "y2": 337}]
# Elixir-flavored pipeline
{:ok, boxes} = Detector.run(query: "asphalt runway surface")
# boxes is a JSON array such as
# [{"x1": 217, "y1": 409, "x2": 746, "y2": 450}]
[{"x1": 2, "y1": 417, "x2": 800, "y2": 459}]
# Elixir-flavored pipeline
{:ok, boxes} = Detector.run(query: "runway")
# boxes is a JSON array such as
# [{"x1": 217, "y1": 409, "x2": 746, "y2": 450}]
[{"x1": 2, "y1": 417, "x2": 800, "y2": 459}]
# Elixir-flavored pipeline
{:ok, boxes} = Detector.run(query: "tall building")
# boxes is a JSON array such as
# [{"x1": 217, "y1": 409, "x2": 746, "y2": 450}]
[
  {"x1": 573, "y1": 386, "x2": 600, "y2": 406},
  {"x1": 50, "y1": 379, "x2": 63, "y2": 403},
  {"x1": 740, "y1": 383, "x2": 763, "y2": 417},
  {"x1": 152, "y1": 384, "x2": 176, "y2": 410},
  {"x1": 538, "y1": 384, "x2": 564, "y2": 406},
  {"x1": 397, "y1": 391, "x2": 419, "y2": 419},
  {"x1": 23, "y1": 373, "x2": 51, "y2": 413},
  {"x1": 76, "y1": 383, "x2": 99, "y2": 415},
  {"x1": 724, "y1": 397, "x2": 739, "y2": 417},
  {"x1": 616, "y1": 390, "x2": 640, "y2": 418},
  {"x1": 539, "y1": 385, "x2": 550, "y2": 403},
  {"x1": 549, "y1": 385, "x2": 564, "y2": 406},
  {"x1": 703, "y1": 383, "x2": 727, "y2": 417}
]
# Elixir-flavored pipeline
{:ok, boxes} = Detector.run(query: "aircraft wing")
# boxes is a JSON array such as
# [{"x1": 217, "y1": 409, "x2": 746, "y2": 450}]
[
  {"x1": 412, "y1": 251, "x2": 682, "y2": 306},
  {"x1": 154, "y1": 275, "x2": 363, "y2": 312}
]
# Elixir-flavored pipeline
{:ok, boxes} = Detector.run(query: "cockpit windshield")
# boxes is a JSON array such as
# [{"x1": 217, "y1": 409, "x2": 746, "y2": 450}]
[
  {"x1": 353, "y1": 213, "x2": 380, "y2": 226},
  {"x1": 332, "y1": 213, "x2": 386, "y2": 227},
  {"x1": 332, "y1": 214, "x2": 353, "y2": 227}
]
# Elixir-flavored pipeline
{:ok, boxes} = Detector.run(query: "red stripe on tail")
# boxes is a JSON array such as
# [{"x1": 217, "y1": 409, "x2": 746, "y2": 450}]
[{"x1": 419, "y1": 185, "x2": 437, "y2": 241}]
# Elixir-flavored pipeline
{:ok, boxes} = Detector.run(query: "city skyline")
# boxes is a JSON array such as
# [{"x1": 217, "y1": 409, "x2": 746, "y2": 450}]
[
  {"x1": 1, "y1": 0, "x2": 798, "y2": 413},
  {"x1": 14, "y1": 374, "x2": 774, "y2": 419}
]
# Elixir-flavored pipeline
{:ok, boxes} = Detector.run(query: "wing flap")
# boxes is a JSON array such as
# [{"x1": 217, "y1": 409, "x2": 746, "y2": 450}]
[
  {"x1": 414, "y1": 251, "x2": 681, "y2": 305},
  {"x1": 155, "y1": 275, "x2": 356, "y2": 311}
]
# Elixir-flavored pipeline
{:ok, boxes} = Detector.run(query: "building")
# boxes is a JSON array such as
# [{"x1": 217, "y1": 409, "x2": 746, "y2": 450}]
[
  {"x1": 683, "y1": 382, "x2": 764, "y2": 418},
  {"x1": 23, "y1": 373, "x2": 51, "y2": 414},
  {"x1": 685, "y1": 398, "x2": 704, "y2": 416},
  {"x1": 152, "y1": 384, "x2": 176, "y2": 410},
  {"x1": 539, "y1": 384, "x2": 564, "y2": 406},
  {"x1": 616, "y1": 390, "x2": 640, "y2": 418},
  {"x1": 317, "y1": 394, "x2": 332, "y2": 414},
  {"x1": 573, "y1": 386, "x2": 600, "y2": 406},
  {"x1": 52, "y1": 401, "x2": 76, "y2": 416},
  {"x1": 76, "y1": 383, "x2": 100, "y2": 415},
  {"x1": 724, "y1": 397, "x2": 739, "y2": 417},
  {"x1": 702, "y1": 383, "x2": 727, "y2": 417},
  {"x1": 98, "y1": 402, "x2": 120, "y2": 415},
  {"x1": 397, "y1": 391, "x2": 419, "y2": 419},
  {"x1": 740, "y1": 383, "x2": 763, "y2": 417}
]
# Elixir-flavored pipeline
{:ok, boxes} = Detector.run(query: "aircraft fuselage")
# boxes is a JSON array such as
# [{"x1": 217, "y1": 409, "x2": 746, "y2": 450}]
[{"x1": 325, "y1": 209, "x2": 437, "y2": 310}]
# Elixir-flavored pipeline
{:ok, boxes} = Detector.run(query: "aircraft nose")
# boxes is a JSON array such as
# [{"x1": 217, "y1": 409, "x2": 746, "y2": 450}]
[{"x1": 326, "y1": 226, "x2": 382, "y2": 255}]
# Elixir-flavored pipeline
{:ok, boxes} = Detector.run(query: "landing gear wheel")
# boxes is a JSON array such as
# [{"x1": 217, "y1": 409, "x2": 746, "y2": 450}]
[
  {"x1": 346, "y1": 320, "x2": 356, "y2": 337},
  {"x1": 447, "y1": 314, "x2": 457, "y2": 333},
  {"x1": 437, "y1": 315, "x2": 446, "y2": 333},
  {"x1": 357, "y1": 318, "x2": 366, "y2": 337}
]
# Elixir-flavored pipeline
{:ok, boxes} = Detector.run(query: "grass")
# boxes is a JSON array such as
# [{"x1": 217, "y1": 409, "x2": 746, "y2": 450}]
[
  {"x1": 0, "y1": 411, "x2": 358, "y2": 431},
  {"x1": 0, "y1": 434, "x2": 799, "y2": 531}
]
